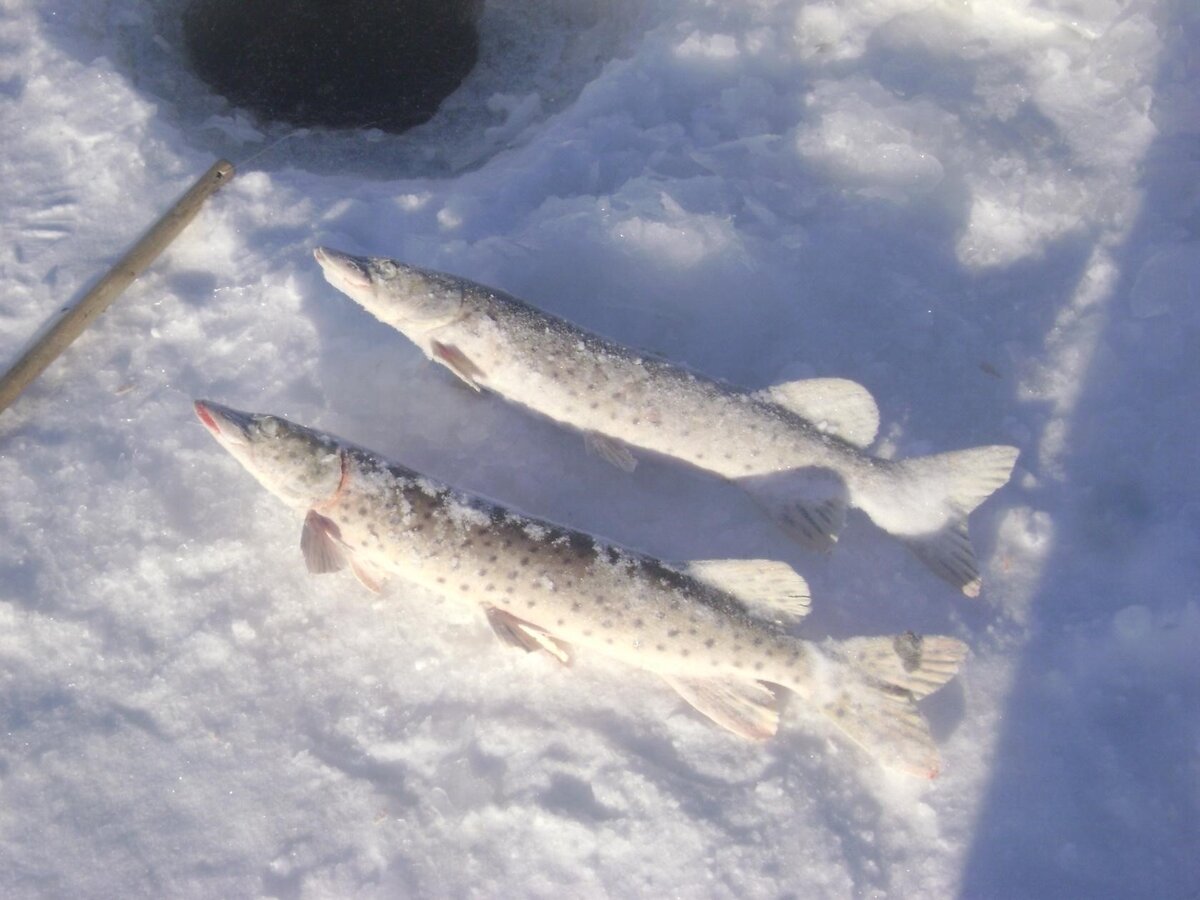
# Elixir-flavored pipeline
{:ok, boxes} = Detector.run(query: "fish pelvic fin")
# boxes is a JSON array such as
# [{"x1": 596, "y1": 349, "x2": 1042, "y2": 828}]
[
  {"x1": 815, "y1": 634, "x2": 967, "y2": 778},
  {"x1": 585, "y1": 431, "x2": 638, "y2": 472},
  {"x1": 484, "y1": 606, "x2": 573, "y2": 665},
  {"x1": 885, "y1": 445, "x2": 1019, "y2": 596}
]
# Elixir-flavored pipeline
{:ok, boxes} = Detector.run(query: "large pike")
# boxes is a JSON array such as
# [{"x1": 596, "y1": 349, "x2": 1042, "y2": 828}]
[
  {"x1": 313, "y1": 248, "x2": 1018, "y2": 597},
  {"x1": 195, "y1": 400, "x2": 967, "y2": 777}
]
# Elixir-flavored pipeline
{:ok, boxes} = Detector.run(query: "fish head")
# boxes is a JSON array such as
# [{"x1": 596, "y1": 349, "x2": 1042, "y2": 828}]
[
  {"x1": 194, "y1": 400, "x2": 345, "y2": 508},
  {"x1": 314, "y1": 246, "x2": 469, "y2": 334}
]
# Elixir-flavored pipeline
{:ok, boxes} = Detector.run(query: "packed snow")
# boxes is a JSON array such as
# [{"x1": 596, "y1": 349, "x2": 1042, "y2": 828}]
[{"x1": 1, "y1": 0, "x2": 1197, "y2": 897}]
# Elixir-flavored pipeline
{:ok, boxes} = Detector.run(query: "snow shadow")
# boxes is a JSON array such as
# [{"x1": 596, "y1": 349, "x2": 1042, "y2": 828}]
[{"x1": 959, "y1": 8, "x2": 1200, "y2": 897}]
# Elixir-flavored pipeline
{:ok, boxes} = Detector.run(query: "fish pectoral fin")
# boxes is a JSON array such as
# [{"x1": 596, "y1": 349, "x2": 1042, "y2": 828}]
[
  {"x1": 350, "y1": 558, "x2": 388, "y2": 594},
  {"x1": 753, "y1": 377, "x2": 879, "y2": 449},
  {"x1": 484, "y1": 606, "x2": 573, "y2": 665},
  {"x1": 739, "y1": 468, "x2": 847, "y2": 552},
  {"x1": 430, "y1": 340, "x2": 485, "y2": 391},
  {"x1": 662, "y1": 675, "x2": 782, "y2": 740},
  {"x1": 301, "y1": 510, "x2": 349, "y2": 574},
  {"x1": 683, "y1": 559, "x2": 811, "y2": 625},
  {"x1": 584, "y1": 431, "x2": 637, "y2": 472},
  {"x1": 302, "y1": 511, "x2": 387, "y2": 591}
]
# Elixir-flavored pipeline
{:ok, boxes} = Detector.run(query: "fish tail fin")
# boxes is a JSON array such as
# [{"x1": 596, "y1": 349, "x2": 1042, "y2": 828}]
[
  {"x1": 831, "y1": 633, "x2": 968, "y2": 700},
  {"x1": 816, "y1": 634, "x2": 968, "y2": 778},
  {"x1": 879, "y1": 445, "x2": 1019, "y2": 596}
]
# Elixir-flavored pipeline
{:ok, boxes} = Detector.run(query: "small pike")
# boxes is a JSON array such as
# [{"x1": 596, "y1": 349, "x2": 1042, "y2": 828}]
[
  {"x1": 313, "y1": 247, "x2": 1018, "y2": 597},
  {"x1": 195, "y1": 400, "x2": 967, "y2": 777}
]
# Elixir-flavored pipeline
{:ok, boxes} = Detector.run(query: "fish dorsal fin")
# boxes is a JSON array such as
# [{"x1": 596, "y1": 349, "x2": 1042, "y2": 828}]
[
  {"x1": 738, "y1": 468, "x2": 848, "y2": 552},
  {"x1": 663, "y1": 675, "x2": 782, "y2": 740},
  {"x1": 755, "y1": 377, "x2": 879, "y2": 449},
  {"x1": 301, "y1": 510, "x2": 349, "y2": 574},
  {"x1": 585, "y1": 431, "x2": 638, "y2": 472},
  {"x1": 484, "y1": 606, "x2": 573, "y2": 665},
  {"x1": 685, "y1": 559, "x2": 811, "y2": 624}
]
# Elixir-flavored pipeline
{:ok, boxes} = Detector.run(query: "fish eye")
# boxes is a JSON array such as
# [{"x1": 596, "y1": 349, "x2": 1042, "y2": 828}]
[
  {"x1": 258, "y1": 416, "x2": 280, "y2": 438},
  {"x1": 375, "y1": 260, "x2": 398, "y2": 281}
]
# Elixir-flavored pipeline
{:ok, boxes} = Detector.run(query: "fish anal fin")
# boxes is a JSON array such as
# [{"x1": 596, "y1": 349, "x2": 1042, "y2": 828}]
[
  {"x1": 431, "y1": 340, "x2": 485, "y2": 391},
  {"x1": 301, "y1": 510, "x2": 349, "y2": 574},
  {"x1": 684, "y1": 559, "x2": 811, "y2": 624},
  {"x1": 755, "y1": 378, "x2": 879, "y2": 449},
  {"x1": 663, "y1": 675, "x2": 782, "y2": 740},
  {"x1": 585, "y1": 431, "x2": 638, "y2": 472},
  {"x1": 739, "y1": 468, "x2": 847, "y2": 552},
  {"x1": 484, "y1": 606, "x2": 573, "y2": 665}
]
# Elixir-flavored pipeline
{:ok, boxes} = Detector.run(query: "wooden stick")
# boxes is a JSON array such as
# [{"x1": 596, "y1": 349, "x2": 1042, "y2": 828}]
[{"x1": 0, "y1": 159, "x2": 235, "y2": 416}]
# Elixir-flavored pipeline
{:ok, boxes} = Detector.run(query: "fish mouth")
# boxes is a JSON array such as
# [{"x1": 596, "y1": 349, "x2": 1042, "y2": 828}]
[
  {"x1": 194, "y1": 399, "x2": 255, "y2": 445},
  {"x1": 314, "y1": 246, "x2": 373, "y2": 291}
]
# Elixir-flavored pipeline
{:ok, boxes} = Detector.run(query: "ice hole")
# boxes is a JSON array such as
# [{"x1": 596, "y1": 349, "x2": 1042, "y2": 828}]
[
  {"x1": 182, "y1": 0, "x2": 482, "y2": 133},
  {"x1": 87, "y1": 0, "x2": 651, "y2": 177}
]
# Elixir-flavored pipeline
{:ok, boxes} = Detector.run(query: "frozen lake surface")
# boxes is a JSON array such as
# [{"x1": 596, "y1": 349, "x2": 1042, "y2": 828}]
[{"x1": 0, "y1": 0, "x2": 1196, "y2": 896}]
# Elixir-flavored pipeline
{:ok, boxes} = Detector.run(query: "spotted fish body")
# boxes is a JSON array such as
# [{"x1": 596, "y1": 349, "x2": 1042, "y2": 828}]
[
  {"x1": 314, "y1": 247, "x2": 1019, "y2": 597},
  {"x1": 196, "y1": 400, "x2": 967, "y2": 778}
]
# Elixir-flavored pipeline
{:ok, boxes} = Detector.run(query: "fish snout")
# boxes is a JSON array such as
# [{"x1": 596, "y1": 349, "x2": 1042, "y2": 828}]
[
  {"x1": 194, "y1": 399, "x2": 254, "y2": 445},
  {"x1": 314, "y1": 246, "x2": 373, "y2": 291}
]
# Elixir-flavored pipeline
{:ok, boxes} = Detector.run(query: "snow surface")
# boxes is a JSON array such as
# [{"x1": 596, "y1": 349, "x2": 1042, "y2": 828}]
[{"x1": 1, "y1": 0, "x2": 1197, "y2": 896}]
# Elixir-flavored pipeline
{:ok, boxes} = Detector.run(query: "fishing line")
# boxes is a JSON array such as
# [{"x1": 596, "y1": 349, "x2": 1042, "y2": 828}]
[
  {"x1": 230, "y1": 127, "x2": 310, "y2": 171},
  {"x1": 228, "y1": 116, "x2": 390, "y2": 172}
]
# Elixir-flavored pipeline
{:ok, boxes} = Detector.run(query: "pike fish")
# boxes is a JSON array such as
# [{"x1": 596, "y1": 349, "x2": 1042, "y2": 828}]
[
  {"x1": 313, "y1": 247, "x2": 1018, "y2": 597},
  {"x1": 195, "y1": 399, "x2": 968, "y2": 777}
]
